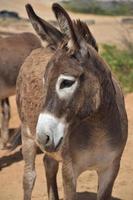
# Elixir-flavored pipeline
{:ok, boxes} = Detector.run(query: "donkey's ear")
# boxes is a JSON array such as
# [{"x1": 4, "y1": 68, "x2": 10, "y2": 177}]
[
  {"x1": 25, "y1": 4, "x2": 63, "y2": 45},
  {"x1": 52, "y1": 3, "x2": 79, "y2": 49},
  {"x1": 75, "y1": 20, "x2": 98, "y2": 52}
]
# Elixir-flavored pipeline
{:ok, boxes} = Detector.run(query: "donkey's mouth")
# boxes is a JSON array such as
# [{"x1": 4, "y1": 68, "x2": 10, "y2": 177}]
[
  {"x1": 55, "y1": 137, "x2": 63, "y2": 151},
  {"x1": 43, "y1": 137, "x2": 63, "y2": 153}
]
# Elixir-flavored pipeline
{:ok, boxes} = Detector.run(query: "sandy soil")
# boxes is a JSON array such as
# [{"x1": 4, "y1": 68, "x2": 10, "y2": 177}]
[{"x1": 0, "y1": 94, "x2": 133, "y2": 200}]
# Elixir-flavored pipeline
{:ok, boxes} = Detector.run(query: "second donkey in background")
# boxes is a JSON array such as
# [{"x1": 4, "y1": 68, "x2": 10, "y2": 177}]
[{"x1": 0, "y1": 32, "x2": 41, "y2": 149}]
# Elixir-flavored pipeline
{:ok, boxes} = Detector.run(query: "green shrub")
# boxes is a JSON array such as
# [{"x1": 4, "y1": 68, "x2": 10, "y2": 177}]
[
  {"x1": 62, "y1": 1, "x2": 133, "y2": 16},
  {"x1": 101, "y1": 44, "x2": 133, "y2": 93}
]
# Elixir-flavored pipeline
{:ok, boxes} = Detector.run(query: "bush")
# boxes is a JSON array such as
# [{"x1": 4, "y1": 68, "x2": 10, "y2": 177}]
[
  {"x1": 101, "y1": 44, "x2": 133, "y2": 93},
  {"x1": 62, "y1": 1, "x2": 133, "y2": 16}
]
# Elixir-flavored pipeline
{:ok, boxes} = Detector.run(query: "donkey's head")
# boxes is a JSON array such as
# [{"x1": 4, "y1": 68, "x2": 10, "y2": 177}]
[{"x1": 27, "y1": 4, "x2": 111, "y2": 153}]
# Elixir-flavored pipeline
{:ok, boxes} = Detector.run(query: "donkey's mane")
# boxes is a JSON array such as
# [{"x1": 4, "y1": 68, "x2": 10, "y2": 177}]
[
  {"x1": 73, "y1": 20, "x2": 98, "y2": 52},
  {"x1": 90, "y1": 50, "x2": 116, "y2": 106}
]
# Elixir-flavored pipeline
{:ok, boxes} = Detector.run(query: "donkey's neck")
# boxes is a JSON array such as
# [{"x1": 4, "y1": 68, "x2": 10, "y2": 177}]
[
  {"x1": 73, "y1": 51, "x2": 118, "y2": 126},
  {"x1": 90, "y1": 49, "x2": 117, "y2": 111}
]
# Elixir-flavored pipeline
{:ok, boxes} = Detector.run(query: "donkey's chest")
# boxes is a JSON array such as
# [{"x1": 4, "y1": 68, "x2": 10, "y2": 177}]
[
  {"x1": 73, "y1": 144, "x2": 119, "y2": 176},
  {"x1": 68, "y1": 127, "x2": 120, "y2": 174},
  {"x1": 72, "y1": 138, "x2": 119, "y2": 174}
]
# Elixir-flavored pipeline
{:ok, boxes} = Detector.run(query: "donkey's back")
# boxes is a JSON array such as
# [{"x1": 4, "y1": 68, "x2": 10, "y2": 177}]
[{"x1": 0, "y1": 32, "x2": 41, "y2": 99}]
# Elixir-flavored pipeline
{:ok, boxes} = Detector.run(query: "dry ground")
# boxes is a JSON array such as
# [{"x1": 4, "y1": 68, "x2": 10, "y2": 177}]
[{"x1": 0, "y1": 94, "x2": 133, "y2": 200}]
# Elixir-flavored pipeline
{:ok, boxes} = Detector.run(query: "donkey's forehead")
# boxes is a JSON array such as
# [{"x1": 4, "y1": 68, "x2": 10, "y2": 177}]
[
  {"x1": 47, "y1": 50, "x2": 83, "y2": 76},
  {"x1": 45, "y1": 55, "x2": 83, "y2": 80}
]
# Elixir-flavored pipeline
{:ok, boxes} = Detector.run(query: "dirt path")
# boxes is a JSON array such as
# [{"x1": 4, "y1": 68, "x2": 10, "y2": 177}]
[{"x1": 0, "y1": 94, "x2": 133, "y2": 200}]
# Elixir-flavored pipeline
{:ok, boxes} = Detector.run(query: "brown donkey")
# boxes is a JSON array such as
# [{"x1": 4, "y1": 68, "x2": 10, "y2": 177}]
[
  {"x1": 0, "y1": 32, "x2": 41, "y2": 149},
  {"x1": 16, "y1": 4, "x2": 128, "y2": 200}
]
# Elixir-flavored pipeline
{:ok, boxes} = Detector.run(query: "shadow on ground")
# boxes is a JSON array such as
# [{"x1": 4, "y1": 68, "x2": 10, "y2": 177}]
[
  {"x1": 0, "y1": 149, "x2": 22, "y2": 171},
  {"x1": 0, "y1": 147, "x2": 42, "y2": 171},
  {"x1": 77, "y1": 191, "x2": 121, "y2": 200}
]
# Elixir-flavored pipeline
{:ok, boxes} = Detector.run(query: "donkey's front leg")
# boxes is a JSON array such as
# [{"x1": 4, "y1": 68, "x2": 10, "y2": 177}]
[
  {"x1": 43, "y1": 154, "x2": 59, "y2": 200},
  {"x1": 97, "y1": 159, "x2": 120, "y2": 200},
  {"x1": 62, "y1": 160, "x2": 77, "y2": 200},
  {"x1": 0, "y1": 98, "x2": 10, "y2": 149},
  {"x1": 22, "y1": 125, "x2": 37, "y2": 200}
]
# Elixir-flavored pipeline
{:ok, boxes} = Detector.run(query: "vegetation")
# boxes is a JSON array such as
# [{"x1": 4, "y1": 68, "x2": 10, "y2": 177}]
[
  {"x1": 62, "y1": 1, "x2": 133, "y2": 16},
  {"x1": 101, "y1": 44, "x2": 133, "y2": 93}
]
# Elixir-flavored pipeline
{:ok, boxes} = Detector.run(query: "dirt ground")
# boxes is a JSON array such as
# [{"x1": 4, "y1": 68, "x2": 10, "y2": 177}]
[
  {"x1": 0, "y1": 94, "x2": 133, "y2": 200},
  {"x1": 0, "y1": 1, "x2": 133, "y2": 199}
]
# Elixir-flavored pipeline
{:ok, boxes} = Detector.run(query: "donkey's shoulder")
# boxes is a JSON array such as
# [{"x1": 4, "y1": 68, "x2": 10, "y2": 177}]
[{"x1": 16, "y1": 47, "x2": 53, "y2": 127}]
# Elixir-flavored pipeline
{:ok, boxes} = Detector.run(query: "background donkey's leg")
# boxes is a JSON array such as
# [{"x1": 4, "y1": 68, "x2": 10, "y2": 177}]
[
  {"x1": 43, "y1": 154, "x2": 59, "y2": 200},
  {"x1": 62, "y1": 160, "x2": 77, "y2": 200},
  {"x1": 22, "y1": 125, "x2": 37, "y2": 200},
  {"x1": 97, "y1": 159, "x2": 120, "y2": 200},
  {"x1": 0, "y1": 98, "x2": 10, "y2": 149}
]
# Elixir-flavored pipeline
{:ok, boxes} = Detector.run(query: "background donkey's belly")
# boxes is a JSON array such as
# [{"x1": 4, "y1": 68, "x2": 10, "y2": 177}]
[{"x1": 0, "y1": 83, "x2": 15, "y2": 99}]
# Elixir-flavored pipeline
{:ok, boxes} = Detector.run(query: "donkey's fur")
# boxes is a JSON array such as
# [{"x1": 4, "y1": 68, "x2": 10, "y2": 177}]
[
  {"x1": 16, "y1": 4, "x2": 128, "y2": 200},
  {"x1": 0, "y1": 32, "x2": 41, "y2": 148}
]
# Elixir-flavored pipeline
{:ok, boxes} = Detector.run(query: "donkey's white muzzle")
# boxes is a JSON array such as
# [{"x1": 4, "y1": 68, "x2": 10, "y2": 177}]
[{"x1": 36, "y1": 113, "x2": 65, "y2": 152}]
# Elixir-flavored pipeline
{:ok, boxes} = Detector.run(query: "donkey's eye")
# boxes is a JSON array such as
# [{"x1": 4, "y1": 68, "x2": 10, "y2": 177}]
[
  {"x1": 60, "y1": 79, "x2": 75, "y2": 89},
  {"x1": 56, "y1": 75, "x2": 78, "y2": 99}
]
